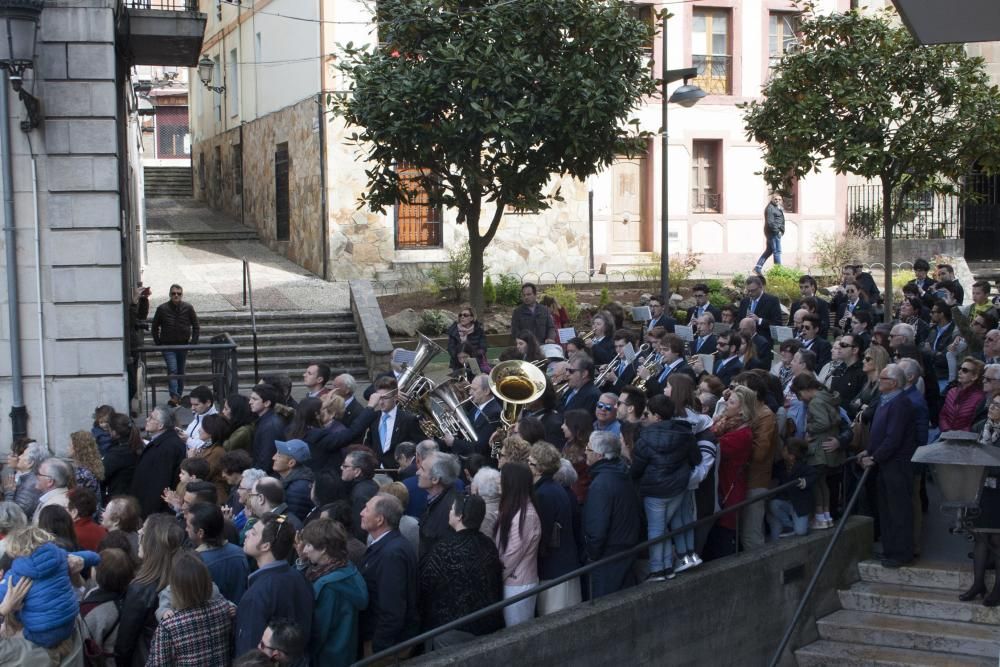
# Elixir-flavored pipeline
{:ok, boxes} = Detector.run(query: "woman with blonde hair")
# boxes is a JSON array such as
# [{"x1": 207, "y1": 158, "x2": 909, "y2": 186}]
[
  {"x1": 707, "y1": 385, "x2": 756, "y2": 559},
  {"x1": 70, "y1": 430, "x2": 105, "y2": 498}
]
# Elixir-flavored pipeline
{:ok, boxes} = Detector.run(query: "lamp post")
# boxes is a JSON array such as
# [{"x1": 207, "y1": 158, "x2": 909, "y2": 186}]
[
  {"x1": 198, "y1": 54, "x2": 226, "y2": 93},
  {"x1": 659, "y1": 18, "x2": 705, "y2": 304},
  {"x1": 0, "y1": 0, "x2": 43, "y2": 131}
]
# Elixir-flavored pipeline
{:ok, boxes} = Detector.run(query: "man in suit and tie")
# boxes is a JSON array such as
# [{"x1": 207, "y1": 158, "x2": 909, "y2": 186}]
[
  {"x1": 790, "y1": 275, "x2": 831, "y2": 339},
  {"x1": 798, "y1": 313, "x2": 832, "y2": 369},
  {"x1": 441, "y1": 374, "x2": 500, "y2": 457},
  {"x1": 737, "y1": 276, "x2": 783, "y2": 340},
  {"x1": 692, "y1": 330, "x2": 744, "y2": 387},
  {"x1": 646, "y1": 296, "x2": 676, "y2": 334},
  {"x1": 600, "y1": 331, "x2": 637, "y2": 393},
  {"x1": 739, "y1": 317, "x2": 774, "y2": 370},
  {"x1": 686, "y1": 284, "x2": 722, "y2": 325},
  {"x1": 366, "y1": 377, "x2": 425, "y2": 469},
  {"x1": 689, "y1": 313, "x2": 717, "y2": 356},
  {"x1": 559, "y1": 353, "x2": 601, "y2": 415},
  {"x1": 331, "y1": 373, "x2": 363, "y2": 427},
  {"x1": 639, "y1": 333, "x2": 697, "y2": 397}
]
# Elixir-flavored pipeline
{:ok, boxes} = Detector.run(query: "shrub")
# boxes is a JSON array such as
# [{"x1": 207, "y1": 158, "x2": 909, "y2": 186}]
[
  {"x1": 847, "y1": 206, "x2": 883, "y2": 239},
  {"x1": 542, "y1": 284, "x2": 580, "y2": 321},
  {"x1": 764, "y1": 265, "x2": 804, "y2": 303},
  {"x1": 495, "y1": 274, "x2": 523, "y2": 306},
  {"x1": 812, "y1": 231, "x2": 864, "y2": 280},
  {"x1": 483, "y1": 275, "x2": 497, "y2": 306},
  {"x1": 709, "y1": 292, "x2": 731, "y2": 309},
  {"x1": 892, "y1": 269, "x2": 915, "y2": 297},
  {"x1": 598, "y1": 287, "x2": 610, "y2": 308},
  {"x1": 418, "y1": 309, "x2": 450, "y2": 336},
  {"x1": 636, "y1": 252, "x2": 703, "y2": 288},
  {"x1": 426, "y1": 246, "x2": 473, "y2": 301}
]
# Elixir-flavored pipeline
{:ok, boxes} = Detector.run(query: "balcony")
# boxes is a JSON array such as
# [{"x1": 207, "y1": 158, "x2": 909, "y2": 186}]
[
  {"x1": 692, "y1": 54, "x2": 732, "y2": 96},
  {"x1": 692, "y1": 192, "x2": 722, "y2": 214},
  {"x1": 119, "y1": 0, "x2": 207, "y2": 67}
]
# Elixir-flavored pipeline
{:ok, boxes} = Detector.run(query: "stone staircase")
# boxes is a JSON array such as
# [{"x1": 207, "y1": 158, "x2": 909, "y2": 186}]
[
  {"x1": 144, "y1": 165, "x2": 193, "y2": 198},
  {"x1": 796, "y1": 560, "x2": 1000, "y2": 666},
  {"x1": 143, "y1": 310, "x2": 369, "y2": 394}
]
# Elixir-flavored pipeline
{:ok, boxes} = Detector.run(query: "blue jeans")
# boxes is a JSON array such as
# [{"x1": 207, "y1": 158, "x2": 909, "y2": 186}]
[
  {"x1": 755, "y1": 234, "x2": 782, "y2": 270},
  {"x1": 767, "y1": 498, "x2": 810, "y2": 540},
  {"x1": 162, "y1": 350, "x2": 188, "y2": 398},
  {"x1": 645, "y1": 494, "x2": 686, "y2": 572},
  {"x1": 668, "y1": 491, "x2": 696, "y2": 556}
]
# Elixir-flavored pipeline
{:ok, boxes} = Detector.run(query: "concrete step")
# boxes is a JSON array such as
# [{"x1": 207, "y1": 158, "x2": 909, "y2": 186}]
[
  {"x1": 198, "y1": 311, "x2": 354, "y2": 324},
  {"x1": 858, "y1": 560, "x2": 988, "y2": 591},
  {"x1": 146, "y1": 353, "x2": 367, "y2": 371},
  {"x1": 146, "y1": 344, "x2": 364, "y2": 360},
  {"x1": 795, "y1": 639, "x2": 995, "y2": 666},
  {"x1": 147, "y1": 231, "x2": 257, "y2": 243},
  {"x1": 146, "y1": 366, "x2": 369, "y2": 386},
  {"x1": 817, "y1": 609, "x2": 1000, "y2": 658},
  {"x1": 840, "y1": 581, "x2": 1000, "y2": 625},
  {"x1": 214, "y1": 332, "x2": 361, "y2": 346}
]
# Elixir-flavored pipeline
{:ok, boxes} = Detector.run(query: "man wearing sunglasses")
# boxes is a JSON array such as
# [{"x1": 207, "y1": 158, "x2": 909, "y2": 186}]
[
  {"x1": 593, "y1": 393, "x2": 621, "y2": 436},
  {"x1": 151, "y1": 283, "x2": 200, "y2": 406}
]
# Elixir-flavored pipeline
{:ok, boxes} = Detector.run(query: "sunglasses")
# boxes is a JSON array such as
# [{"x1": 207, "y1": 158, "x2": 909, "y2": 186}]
[
  {"x1": 460, "y1": 313, "x2": 473, "y2": 317},
  {"x1": 596, "y1": 402, "x2": 616, "y2": 411},
  {"x1": 863, "y1": 356, "x2": 873, "y2": 361},
  {"x1": 959, "y1": 367, "x2": 975, "y2": 374},
  {"x1": 567, "y1": 368, "x2": 584, "y2": 374},
  {"x1": 837, "y1": 342, "x2": 854, "y2": 348},
  {"x1": 170, "y1": 291, "x2": 182, "y2": 296}
]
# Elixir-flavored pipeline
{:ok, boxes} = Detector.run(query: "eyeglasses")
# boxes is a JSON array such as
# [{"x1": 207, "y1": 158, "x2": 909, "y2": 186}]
[
  {"x1": 959, "y1": 367, "x2": 975, "y2": 374},
  {"x1": 584, "y1": 446, "x2": 597, "y2": 454},
  {"x1": 837, "y1": 342, "x2": 854, "y2": 348},
  {"x1": 596, "y1": 402, "x2": 616, "y2": 411},
  {"x1": 566, "y1": 368, "x2": 584, "y2": 374},
  {"x1": 989, "y1": 401, "x2": 1000, "y2": 410},
  {"x1": 340, "y1": 464, "x2": 358, "y2": 470},
  {"x1": 878, "y1": 376, "x2": 894, "y2": 382},
  {"x1": 36, "y1": 473, "x2": 52, "y2": 480},
  {"x1": 863, "y1": 356, "x2": 873, "y2": 361},
  {"x1": 459, "y1": 312, "x2": 472, "y2": 318},
  {"x1": 985, "y1": 376, "x2": 1000, "y2": 383},
  {"x1": 527, "y1": 460, "x2": 538, "y2": 468},
  {"x1": 170, "y1": 291, "x2": 182, "y2": 296}
]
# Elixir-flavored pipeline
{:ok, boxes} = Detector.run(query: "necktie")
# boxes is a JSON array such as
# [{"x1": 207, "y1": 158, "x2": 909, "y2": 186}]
[
  {"x1": 619, "y1": 361, "x2": 628, "y2": 375},
  {"x1": 379, "y1": 414, "x2": 390, "y2": 451},
  {"x1": 751, "y1": 298, "x2": 758, "y2": 314},
  {"x1": 474, "y1": 407, "x2": 482, "y2": 422},
  {"x1": 565, "y1": 389, "x2": 578, "y2": 406},
  {"x1": 658, "y1": 365, "x2": 671, "y2": 383}
]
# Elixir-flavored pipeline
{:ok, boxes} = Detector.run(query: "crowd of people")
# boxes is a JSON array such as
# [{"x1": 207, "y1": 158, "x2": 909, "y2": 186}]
[{"x1": 0, "y1": 263, "x2": 997, "y2": 665}]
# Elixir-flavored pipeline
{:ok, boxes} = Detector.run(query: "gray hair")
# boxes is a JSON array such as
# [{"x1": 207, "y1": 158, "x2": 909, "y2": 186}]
[
  {"x1": 152, "y1": 406, "x2": 176, "y2": 430},
  {"x1": 882, "y1": 363, "x2": 907, "y2": 390},
  {"x1": 40, "y1": 458, "x2": 72, "y2": 488},
  {"x1": 472, "y1": 467, "x2": 501, "y2": 500},
  {"x1": 21, "y1": 442, "x2": 47, "y2": 473},
  {"x1": 553, "y1": 458, "x2": 578, "y2": 488},
  {"x1": 471, "y1": 374, "x2": 490, "y2": 391},
  {"x1": 0, "y1": 501, "x2": 26, "y2": 534},
  {"x1": 415, "y1": 439, "x2": 439, "y2": 461},
  {"x1": 372, "y1": 492, "x2": 403, "y2": 530},
  {"x1": 241, "y1": 468, "x2": 267, "y2": 487},
  {"x1": 334, "y1": 373, "x2": 357, "y2": 392},
  {"x1": 890, "y1": 323, "x2": 916, "y2": 344},
  {"x1": 588, "y1": 431, "x2": 621, "y2": 460},
  {"x1": 426, "y1": 452, "x2": 460, "y2": 488},
  {"x1": 984, "y1": 363, "x2": 1000, "y2": 380},
  {"x1": 897, "y1": 358, "x2": 922, "y2": 384}
]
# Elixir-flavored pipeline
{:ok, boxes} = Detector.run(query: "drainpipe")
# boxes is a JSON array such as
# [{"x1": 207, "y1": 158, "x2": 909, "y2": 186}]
[
  {"x1": 588, "y1": 189, "x2": 595, "y2": 275},
  {"x1": 318, "y1": 94, "x2": 328, "y2": 280},
  {"x1": 1, "y1": 73, "x2": 27, "y2": 439}
]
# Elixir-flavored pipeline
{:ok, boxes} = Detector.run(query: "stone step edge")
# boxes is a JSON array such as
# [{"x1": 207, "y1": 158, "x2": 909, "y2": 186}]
[
  {"x1": 795, "y1": 639, "x2": 995, "y2": 667},
  {"x1": 817, "y1": 609, "x2": 1000, "y2": 657}
]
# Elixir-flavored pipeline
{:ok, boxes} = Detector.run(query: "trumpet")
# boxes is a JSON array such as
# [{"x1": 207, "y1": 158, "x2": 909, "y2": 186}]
[
  {"x1": 580, "y1": 329, "x2": 596, "y2": 342},
  {"x1": 594, "y1": 355, "x2": 622, "y2": 387},
  {"x1": 530, "y1": 358, "x2": 550, "y2": 370},
  {"x1": 634, "y1": 352, "x2": 663, "y2": 391}
]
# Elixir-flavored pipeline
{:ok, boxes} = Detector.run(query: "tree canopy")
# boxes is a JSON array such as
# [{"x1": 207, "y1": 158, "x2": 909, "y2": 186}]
[
  {"x1": 331, "y1": 0, "x2": 658, "y2": 311},
  {"x1": 742, "y1": 8, "x2": 1000, "y2": 318}
]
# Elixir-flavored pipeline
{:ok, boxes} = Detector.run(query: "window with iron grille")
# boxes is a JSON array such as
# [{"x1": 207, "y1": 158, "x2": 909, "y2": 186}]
[
  {"x1": 692, "y1": 8, "x2": 732, "y2": 95},
  {"x1": 395, "y1": 165, "x2": 442, "y2": 249},
  {"x1": 691, "y1": 139, "x2": 722, "y2": 213},
  {"x1": 625, "y1": 3, "x2": 655, "y2": 75},
  {"x1": 155, "y1": 106, "x2": 189, "y2": 159},
  {"x1": 768, "y1": 12, "x2": 801, "y2": 76}
]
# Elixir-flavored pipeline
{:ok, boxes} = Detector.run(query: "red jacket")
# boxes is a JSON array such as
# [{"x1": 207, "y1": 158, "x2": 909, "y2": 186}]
[
  {"x1": 714, "y1": 424, "x2": 753, "y2": 530},
  {"x1": 939, "y1": 384, "x2": 986, "y2": 432},
  {"x1": 73, "y1": 517, "x2": 108, "y2": 552}
]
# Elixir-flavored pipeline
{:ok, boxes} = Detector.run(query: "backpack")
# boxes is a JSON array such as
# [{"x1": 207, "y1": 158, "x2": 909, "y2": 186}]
[{"x1": 81, "y1": 598, "x2": 122, "y2": 667}]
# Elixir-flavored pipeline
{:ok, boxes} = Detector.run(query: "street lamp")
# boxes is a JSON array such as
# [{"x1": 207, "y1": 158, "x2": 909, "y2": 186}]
[
  {"x1": 659, "y1": 22, "x2": 705, "y2": 304},
  {"x1": 198, "y1": 54, "x2": 226, "y2": 93},
  {"x1": 0, "y1": 0, "x2": 43, "y2": 131}
]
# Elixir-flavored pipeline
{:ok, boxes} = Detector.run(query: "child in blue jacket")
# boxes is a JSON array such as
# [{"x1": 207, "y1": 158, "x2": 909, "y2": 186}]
[{"x1": 0, "y1": 526, "x2": 100, "y2": 647}]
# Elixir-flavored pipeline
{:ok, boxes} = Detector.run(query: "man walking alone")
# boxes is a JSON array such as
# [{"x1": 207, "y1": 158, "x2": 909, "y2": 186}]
[{"x1": 753, "y1": 193, "x2": 785, "y2": 275}]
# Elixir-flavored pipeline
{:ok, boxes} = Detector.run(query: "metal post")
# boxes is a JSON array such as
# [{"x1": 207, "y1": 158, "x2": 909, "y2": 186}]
[
  {"x1": 1, "y1": 72, "x2": 26, "y2": 439},
  {"x1": 588, "y1": 189, "x2": 595, "y2": 275},
  {"x1": 659, "y1": 17, "x2": 669, "y2": 304}
]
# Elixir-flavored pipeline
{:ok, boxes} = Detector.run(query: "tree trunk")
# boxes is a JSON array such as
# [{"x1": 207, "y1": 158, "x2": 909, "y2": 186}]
[
  {"x1": 881, "y1": 177, "x2": 894, "y2": 324},
  {"x1": 467, "y1": 231, "x2": 486, "y2": 315}
]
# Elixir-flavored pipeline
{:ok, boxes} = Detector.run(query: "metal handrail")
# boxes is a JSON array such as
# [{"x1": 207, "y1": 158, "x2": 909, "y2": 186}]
[
  {"x1": 242, "y1": 257, "x2": 260, "y2": 382},
  {"x1": 137, "y1": 334, "x2": 240, "y2": 409},
  {"x1": 768, "y1": 454, "x2": 873, "y2": 666},
  {"x1": 354, "y1": 472, "x2": 810, "y2": 667}
]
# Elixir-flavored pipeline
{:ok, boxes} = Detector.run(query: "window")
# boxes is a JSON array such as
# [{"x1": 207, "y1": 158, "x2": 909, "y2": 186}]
[
  {"x1": 768, "y1": 12, "x2": 801, "y2": 73},
  {"x1": 212, "y1": 56, "x2": 222, "y2": 122},
  {"x1": 625, "y1": 4, "x2": 655, "y2": 74},
  {"x1": 691, "y1": 140, "x2": 722, "y2": 213},
  {"x1": 275, "y1": 143, "x2": 290, "y2": 241},
  {"x1": 692, "y1": 8, "x2": 731, "y2": 95},
  {"x1": 215, "y1": 0, "x2": 222, "y2": 21},
  {"x1": 214, "y1": 145, "x2": 222, "y2": 194},
  {"x1": 233, "y1": 143, "x2": 243, "y2": 196},
  {"x1": 228, "y1": 48, "x2": 239, "y2": 118},
  {"x1": 395, "y1": 165, "x2": 442, "y2": 249}
]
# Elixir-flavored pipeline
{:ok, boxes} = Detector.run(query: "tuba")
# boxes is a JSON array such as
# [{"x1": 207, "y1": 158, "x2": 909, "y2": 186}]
[
  {"x1": 426, "y1": 379, "x2": 478, "y2": 442},
  {"x1": 487, "y1": 361, "x2": 547, "y2": 457},
  {"x1": 395, "y1": 332, "x2": 444, "y2": 410}
]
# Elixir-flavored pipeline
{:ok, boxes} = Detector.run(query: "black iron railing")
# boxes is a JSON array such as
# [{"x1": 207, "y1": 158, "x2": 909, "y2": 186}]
[
  {"x1": 692, "y1": 54, "x2": 732, "y2": 95},
  {"x1": 242, "y1": 256, "x2": 260, "y2": 382},
  {"x1": 846, "y1": 184, "x2": 962, "y2": 239},
  {"x1": 137, "y1": 334, "x2": 239, "y2": 410},
  {"x1": 692, "y1": 192, "x2": 722, "y2": 214},
  {"x1": 124, "y1": 0, "x2": 199, "y2": 9}
]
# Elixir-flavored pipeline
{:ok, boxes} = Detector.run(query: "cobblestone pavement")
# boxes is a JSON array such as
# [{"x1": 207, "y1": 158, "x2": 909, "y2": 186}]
[{"x1": 142, "y1": 198, "x2": 350, "y2": 313}]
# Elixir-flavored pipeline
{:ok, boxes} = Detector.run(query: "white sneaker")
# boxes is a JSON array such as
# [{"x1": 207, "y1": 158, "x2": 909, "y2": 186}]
[
  {"x1": 674, "y1": 554, "x2": 694, "y2": 573},
  {"x1": 688, "y1": 554, "x2": 703, "y2": 569}
]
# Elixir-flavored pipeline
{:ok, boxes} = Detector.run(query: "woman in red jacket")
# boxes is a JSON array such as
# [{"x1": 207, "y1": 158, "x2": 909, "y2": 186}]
[
  {"x1": 706, "y1": 385, "x2": 755, "y2": 559},
  {"x1": 940, "y1": 357, "x2": 986, "y2": 432}
]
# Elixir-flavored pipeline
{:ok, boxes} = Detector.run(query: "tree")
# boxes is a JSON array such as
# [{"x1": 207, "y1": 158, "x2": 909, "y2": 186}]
[
  {"x1": 742, "y1": 8, "x2": 1000, "y2": 320},
  {"x1": 331, "y1": 0, "x2": 658, "y2": 312}
]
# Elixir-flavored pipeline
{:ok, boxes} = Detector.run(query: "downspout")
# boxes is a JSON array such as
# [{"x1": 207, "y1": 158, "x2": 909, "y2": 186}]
[
  {"x1": 318, "y1": 94, "x2": 328, "y2": 280},
  {"x1": 29, "y1": 151, "x2": 47, "y2": 448},
  {"x1": 1, "y1": 73, "x2": 27, "y2": 439}
]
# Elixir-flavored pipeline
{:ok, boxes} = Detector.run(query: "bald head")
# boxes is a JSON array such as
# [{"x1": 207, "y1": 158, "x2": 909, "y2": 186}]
[{"x1": 739, "y1": 317, "x2": 758, "y2": 337}]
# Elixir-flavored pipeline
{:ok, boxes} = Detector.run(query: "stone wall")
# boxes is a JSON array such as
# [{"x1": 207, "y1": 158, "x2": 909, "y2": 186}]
[{"x1": 193, "y1": 95, "x2": 325, "y2": 276}]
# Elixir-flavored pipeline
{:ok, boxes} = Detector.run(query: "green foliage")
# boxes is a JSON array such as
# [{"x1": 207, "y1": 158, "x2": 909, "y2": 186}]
[
  {"x1": 483, "y1": 275, "x2": 497, "y2": 306},
  {"x1": 331, "y1": 0, "x2": 659, "y2": 312},
  {"x1": 811, "y1": 232, "x2": 864, "y2": 279},
  {"x1": 426, "y1": 245, "x2": 473, "y2": 301},
  {"x1": 764, "y1": 265, "x2": 804, "y2": 303},
  {"x1": 543, "y1": 284, "x2": 580, "y2": 321},
  {"x1": 419, "y1": 309, "x2": 450, "y2": 336},
  {"x1": 893, "y1": 269, "x2": 916, "y2": 297},
  {"x1": 637, "y1": 252, "x2": 703, "y2": 288},
  {"x1": 731, "y1": 273, "x2": 747, "y2": 291},
  {"x1": 847, "y1": 206, "x2": 883, "y2": 239},
  {"x1": 598, "y1": 287, "x2": 610, "y2": 308},
  {"x1": 709, "y1": 292, "x2": 731, "y2": 309},
  {"x1": 495, "y1": 274, "x2": 523, "y2": 307},
  {"x1": 704, "y1": 279, "x2": 724, "y2": 293}
]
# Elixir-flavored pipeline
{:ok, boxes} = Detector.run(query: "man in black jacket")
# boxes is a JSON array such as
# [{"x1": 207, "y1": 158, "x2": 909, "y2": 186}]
[
  {"x1": 753, "y1": 193, "x2": 785, "y2": 274},
  {"x1": 151, "y1": 283, "x2": 199, "y2": 404},
  {"x1": 737, "y1": 276, "x2": 783, "y2": 340},
  {"x1": 441, "y1": 375, "x2": 500, "y2": 458},
  {"x1": 559, "y1": 353, "x2": 601, "y2": 415},
  {"x1": 331, "y1": 373, "x2": 363, "y2": 426},
  {"x1": 645, "y1": 296, "x2": 677, "y2": 334},
  {"x1": 790, "y1": 275, "x2": 831, "y2": 338},
  {"x1": 416, "y1": 452, "x2": 461, "y2": 561},
  {"x1": 799, "y1": 314, "x2": 832, "y2": 369},
  {"x1": 510, "y1": 282, "x2": 557, "y2": 343},
  {"x1": 366, "y1": 377, "x2": 425, "y2": 469},
  {"x1": 132, "y1": 406, "x2": 186, "y2": 517},
  {"x1": 360, "y1": 494, "x2": 419, "y2": 654}
]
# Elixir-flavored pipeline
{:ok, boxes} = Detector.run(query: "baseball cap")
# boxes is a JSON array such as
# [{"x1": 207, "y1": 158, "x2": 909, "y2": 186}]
[{"x1": 275, "y1": 439, "x2": 311, "y2": 462}]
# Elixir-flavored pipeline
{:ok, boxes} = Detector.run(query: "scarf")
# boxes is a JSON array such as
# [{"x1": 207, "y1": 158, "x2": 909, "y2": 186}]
[
  {"x1": 712, "y1": 413, "x2": 746, "y2": 437},
  {"x1": 981, "y1": 420, "x2": 1000, "y2": 448},
  {"x1": 457, "y1": 320, "x2": 475, "y2": 342},
  {"x1": 304, "y1": 558, "x2": 347, "y2": 583}
]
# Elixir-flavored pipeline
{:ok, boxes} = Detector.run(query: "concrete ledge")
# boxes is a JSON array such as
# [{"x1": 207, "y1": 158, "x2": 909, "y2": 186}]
[
  {"x1": 409, "y1": 516, "x2": 874, "y2": 667},
  {"x1": 350, "y1": 280, "x2": 392, "y2": 377},
  {"x1": 859, "y1": 239, "x2": 964, "y2": 266}
]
